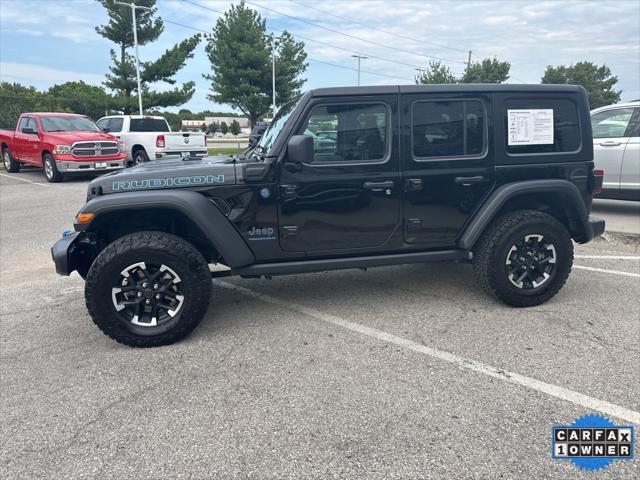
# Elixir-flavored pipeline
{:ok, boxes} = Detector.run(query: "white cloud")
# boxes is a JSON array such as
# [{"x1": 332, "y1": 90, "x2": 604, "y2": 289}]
[{"x1": 0, "y1": 63, "x2": 104, "y2": 87}]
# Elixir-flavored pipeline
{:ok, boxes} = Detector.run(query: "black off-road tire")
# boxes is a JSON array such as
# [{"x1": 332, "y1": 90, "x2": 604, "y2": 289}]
[
  {"x1": 85, "y1": 231, "x2": 212, "y2": 347},
  {"x1": 3, "y1": 147, "x2": 20, "y2": 173},
  {"x1": 43, "y1": 153, "x2": 63, "y2": 183},
  {"x1": 133, "y1": 149, "x2": 150, "y2": 165},
  {"x1": 472, "y1": 210, "x2": 573, "y2": 307}
]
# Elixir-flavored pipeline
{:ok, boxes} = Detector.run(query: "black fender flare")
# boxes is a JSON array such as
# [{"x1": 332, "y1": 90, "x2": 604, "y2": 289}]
[
  {"x1": 78, "y1": 190, "x2": 255, "y2": 267},
  {"x1": 458, "y1": 179, "x2": 593, "y2": 250}
]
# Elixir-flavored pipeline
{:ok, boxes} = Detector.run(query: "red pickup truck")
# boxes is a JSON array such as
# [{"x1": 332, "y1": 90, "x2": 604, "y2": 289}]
[{"x1": 0, "y1": 112, "x2": 127, "y2": 182}]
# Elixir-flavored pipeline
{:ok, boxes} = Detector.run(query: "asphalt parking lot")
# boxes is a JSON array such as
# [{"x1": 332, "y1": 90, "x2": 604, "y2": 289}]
[{"x1": 1, "y1": 167, "x2": 639, "y2": 479}]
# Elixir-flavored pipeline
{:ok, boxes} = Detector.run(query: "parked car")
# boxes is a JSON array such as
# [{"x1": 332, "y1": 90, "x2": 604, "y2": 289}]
[
  {"x1": 591, "y1": 101, "x2": 639, "y2": 200},
  {"x1": 96, "y1": 115, "x2": 207, "y2": 165},
  {"x1": 52, "y1": 84, "x2": 605, "y2": 347},
  {"x1": 0, "y1": 113, "x2": 127, "y2": 182}
]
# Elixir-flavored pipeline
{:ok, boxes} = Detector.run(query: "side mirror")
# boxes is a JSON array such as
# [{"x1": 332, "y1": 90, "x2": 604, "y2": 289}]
[
  {"x1": 287, "y1": 135, "x2": 314, "y2": 166},
  {"x1": 22, "y1": 127, "x2": 36, "y2": 134},
  {"x1": 102, "y1": 127, "x2": 110, "y2": 133}
]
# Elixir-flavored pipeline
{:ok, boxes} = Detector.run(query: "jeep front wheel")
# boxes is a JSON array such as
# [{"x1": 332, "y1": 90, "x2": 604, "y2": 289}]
[
  {"x1": 85, "y1": 231, "x2": 212, "y2": 347},
  {"x1": 472, "y1": 210, "x2": 573, "y2": 307}
]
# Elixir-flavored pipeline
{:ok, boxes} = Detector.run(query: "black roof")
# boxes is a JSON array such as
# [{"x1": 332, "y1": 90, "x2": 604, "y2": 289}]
[{"x1": 310, "y1": 84, "x2": 583, "y2": 97}]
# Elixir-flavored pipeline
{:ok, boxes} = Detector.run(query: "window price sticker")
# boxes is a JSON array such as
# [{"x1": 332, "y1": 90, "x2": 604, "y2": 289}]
[{"x1": 508, "y1": 109, "x2": 554, "y2": 145}]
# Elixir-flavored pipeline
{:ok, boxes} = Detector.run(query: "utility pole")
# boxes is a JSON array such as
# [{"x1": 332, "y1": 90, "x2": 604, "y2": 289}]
[
  {"x1": 115, "y1": 1, "x2": 151, "y2": 115},
  {"x1": 466, "y1": 50, "x2": 472, "y2": 72},
  {"x1": 351, "y1": 55, "x2": 367, "y2": 86}
]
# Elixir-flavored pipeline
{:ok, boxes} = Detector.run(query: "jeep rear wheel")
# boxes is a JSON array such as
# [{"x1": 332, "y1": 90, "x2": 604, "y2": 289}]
[
  {"x1": 472, "y1": 210, "x2": 573, "y2": 307},
  {"x1": 3, "y1": 147, "x2": 20, "y2": 173},
  {"x1": 85, "y1": 231, "x2": 212, "y2": 347}
]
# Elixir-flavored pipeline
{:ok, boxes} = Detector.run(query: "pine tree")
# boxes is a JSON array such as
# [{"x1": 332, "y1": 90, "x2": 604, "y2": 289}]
[
  {"x1": 96, "y1": 0, "x2": 201, "y2": 113},
  {"x1": 205, "y1": 0, "x2": 307, "y2": 127}
]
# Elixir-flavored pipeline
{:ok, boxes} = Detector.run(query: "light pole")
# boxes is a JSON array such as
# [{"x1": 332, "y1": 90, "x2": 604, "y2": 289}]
[
  {"x1": 271, "y1": 34, "x2": 280, "y2": 116},
  {"x1": 115, "y1": 1, "x2": 151, "y2": 115},
  {"x1": 351, "y1": 55, "x2": 367, "y2": 86}
]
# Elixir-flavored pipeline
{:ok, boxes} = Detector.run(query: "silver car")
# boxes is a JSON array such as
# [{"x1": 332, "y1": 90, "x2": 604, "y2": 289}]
[{"x1": 591, "y1": 101, "x2": 640, "y2": 200}]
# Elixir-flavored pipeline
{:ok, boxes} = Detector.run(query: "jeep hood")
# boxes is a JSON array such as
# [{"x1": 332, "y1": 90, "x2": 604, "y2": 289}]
[{"x1": 88, "y1": 156, "x2": 239, "y2": 197}]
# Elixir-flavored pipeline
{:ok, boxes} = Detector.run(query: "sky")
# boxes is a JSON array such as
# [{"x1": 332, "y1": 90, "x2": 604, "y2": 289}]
[{"x1": 1, "y1": 0, "x2": 639, "y2": 114}]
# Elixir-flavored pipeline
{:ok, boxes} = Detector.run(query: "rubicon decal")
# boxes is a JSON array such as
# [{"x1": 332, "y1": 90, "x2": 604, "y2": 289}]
[{"x1": 112, "y1": 175, "x2": 225, "y2": 191}]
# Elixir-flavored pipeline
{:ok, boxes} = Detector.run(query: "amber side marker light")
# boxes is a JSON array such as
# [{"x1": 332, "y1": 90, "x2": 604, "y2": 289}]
[{"x1": 75, "y1": 212, "x2": 95, "y2": 223}]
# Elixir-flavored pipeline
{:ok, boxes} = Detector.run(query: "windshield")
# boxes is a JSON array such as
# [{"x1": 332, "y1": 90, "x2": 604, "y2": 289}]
[
  {"x1": 256, "y1": 98, "x2": 300, "y2": 155},
  {"x1": 40, "y1": 116, "x2": 100, "y2": 133}
]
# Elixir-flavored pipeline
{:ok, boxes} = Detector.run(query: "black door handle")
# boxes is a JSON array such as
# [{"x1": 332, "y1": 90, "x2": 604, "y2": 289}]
[
  {"x1": 454, "y1": 175, "x2": 486, "y2": 185},
  {"x1": 364, "y1": 180, "x2": 394, "y2": 191}
]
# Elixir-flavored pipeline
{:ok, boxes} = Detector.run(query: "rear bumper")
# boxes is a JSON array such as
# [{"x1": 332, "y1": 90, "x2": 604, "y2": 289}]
[
  {"x1": 581, "y1": 215, "x2": 605, "y2": 243},
  {"x1": 155, "y1": 150, "x2": 207, "y2": 160},
  {"x1": 51, "y1": 232, "x2": 80, "y2": 275},
  {"x1": 56, "y1": 158, "x2": 126, "y2": 173}
]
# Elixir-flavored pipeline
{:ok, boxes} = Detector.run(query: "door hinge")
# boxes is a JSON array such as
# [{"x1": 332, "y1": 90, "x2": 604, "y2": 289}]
[
  {"x1": 406, "y1": 218, "x2": 422, "y2": 232},
  {"x1": 280, "y1": 184, "x2": 297, "y2": 199},
  {"x1": 404, "y1": 178, "x2": 423, "y2": 192}
]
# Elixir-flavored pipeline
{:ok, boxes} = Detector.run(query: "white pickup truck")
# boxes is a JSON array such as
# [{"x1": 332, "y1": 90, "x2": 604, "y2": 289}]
[{"x1": 96, "y1": 115, "x2": 207, "y2": 165}]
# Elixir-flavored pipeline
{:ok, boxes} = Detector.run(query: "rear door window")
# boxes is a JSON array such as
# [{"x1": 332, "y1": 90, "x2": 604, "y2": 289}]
[{"x1": 412, "y1": 99, "x2": 486, "y2": 159}]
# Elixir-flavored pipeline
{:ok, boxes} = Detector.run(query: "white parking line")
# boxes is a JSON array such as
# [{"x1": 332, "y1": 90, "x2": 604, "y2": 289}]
[
  {"x1": 575, "y1": 255, "x2": 640, "y2": 260},
  {"x1": 213, "y1": 280, "x2": 640, "y2": 425},
  {"x1": 574, "y1": 265, "x2": 640, "y2": 278},
  {"x1": 0, "y1": 172, "x2": 50, "y2": 187}
]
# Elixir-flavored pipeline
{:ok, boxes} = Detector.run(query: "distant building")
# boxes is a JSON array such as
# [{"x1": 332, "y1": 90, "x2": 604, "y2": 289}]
[
  {"x1": 181, "y1": 119, "x2": 206, "y2": 130},
  {"x1": 181, "y1": 116, "x2": 251, "y2": 131},
  {"x1": 204, "y1": 116, "x2": 250, "y2": 129}
]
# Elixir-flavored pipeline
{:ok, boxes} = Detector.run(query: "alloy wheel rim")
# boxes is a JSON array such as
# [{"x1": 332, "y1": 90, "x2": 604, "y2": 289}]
[
  {"x1": 112, "y1": 262, "x2": 185, "y2": 327},
  {"x1": 44, "y1": 159, "x2": 53, "y2": 179},
  {"x1": 3, "y1": 152, "x2": 9, "y2": 168},
  {"x1": 505, "y1": 234, "x2": 557, "y2": 290}
]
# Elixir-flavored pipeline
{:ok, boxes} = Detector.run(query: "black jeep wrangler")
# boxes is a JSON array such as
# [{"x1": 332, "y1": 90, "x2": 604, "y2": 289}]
[{"x1": 52, "y1": 85, "x2": 605, "y2": 347}]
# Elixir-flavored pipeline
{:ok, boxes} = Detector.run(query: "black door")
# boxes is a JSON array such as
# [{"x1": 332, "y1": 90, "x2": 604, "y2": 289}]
[
  {"x1": 278, "y1": 96, "x2": 401, "y2": 253},
  {"x1": 401, "y1": 93, "x2": 495, "y2": 246}
]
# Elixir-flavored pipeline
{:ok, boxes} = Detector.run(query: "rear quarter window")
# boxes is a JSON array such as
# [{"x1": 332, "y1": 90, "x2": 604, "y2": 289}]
[{"x1": 504, "y1": 98, "x2": 580, "y2": 155}]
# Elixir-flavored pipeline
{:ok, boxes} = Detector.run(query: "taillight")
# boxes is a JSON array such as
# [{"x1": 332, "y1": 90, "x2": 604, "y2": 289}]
[
  {"x1": 156, "y1": 135, "x2": 165, "y2": 148},
  {"x1": 591, "y1": 169, "x2": 604, "y2": 194}
]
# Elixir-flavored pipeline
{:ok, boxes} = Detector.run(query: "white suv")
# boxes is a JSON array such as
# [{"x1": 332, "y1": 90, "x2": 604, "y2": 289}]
[{"x1": 591, "y1": 101, "x2": 639, "y2": 200}]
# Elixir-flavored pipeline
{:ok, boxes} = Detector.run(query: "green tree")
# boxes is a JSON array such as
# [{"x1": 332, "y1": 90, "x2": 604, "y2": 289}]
[
  {"x1": 0, "y1": 82, "x2": 57, "y2": 129},
  {"x1": 541, "y1": 62, "x2": 620, "y2": 109},
  {"x1": 204, "y1": 0, "x2": 308, "y2": 127},
  {"x1": 460, "y1": 58, "x2": 510, "y2": 83},
  {"x1": 415, "y1": 61, "x2": 456, "y2": 84},
  {"x1": 47, "y1": 81, "x2": 112, "y2": 121},
  {"x1": 97, "y1": 0, "x2": 201, "y2": 113},
  {"x1": 229, "y1": 119, "x2": 241, "y2": 136},
  {"x1": 220, "y1": 121, "x2": 229, "y2": 135},
  {"x1": 208, "y1": 121, "x2": 219, "y2": 135}
]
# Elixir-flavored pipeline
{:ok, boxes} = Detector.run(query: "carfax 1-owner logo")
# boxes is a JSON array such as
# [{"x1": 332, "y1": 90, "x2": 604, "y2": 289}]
[{"x1": 552, "y1": 414, "x2": 634, "y2": 471}]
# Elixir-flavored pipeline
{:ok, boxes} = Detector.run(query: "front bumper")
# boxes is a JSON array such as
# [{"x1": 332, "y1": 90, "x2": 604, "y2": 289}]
[
  {"x1": 51, "y1": 232, "x2": 81, "y2": 275},
  {"x1": 55, "y1": 158, "x2": 126, "y2": 173}
]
